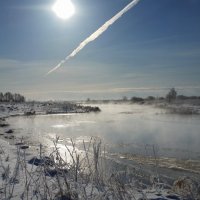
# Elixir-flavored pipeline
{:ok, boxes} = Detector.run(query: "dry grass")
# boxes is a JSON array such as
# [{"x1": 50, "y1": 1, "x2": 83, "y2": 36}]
[
  {"x1": 0, "y1": 137, "x2": 199, "y2": 199},
  {"x1": 0, "y1": 138, "x2": 142, "y2": 199}
]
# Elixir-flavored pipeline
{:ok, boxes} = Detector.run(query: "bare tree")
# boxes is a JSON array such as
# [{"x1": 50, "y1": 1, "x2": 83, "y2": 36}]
[
  {"x1": 166, "y1": 88, "x2": 177, "y2": 103},
  {"x1": 122, "y1": 96, "x2": 128, "y2": 101},
  {"x1": 0, "y1": 92, "x2": 3, "y2": 102},
  {"x1": 4, "y1": 92, "x2": 13, "y2": 102},
  {"x1": 0, "y1": 92, "x2": 25, "y2": 103}
]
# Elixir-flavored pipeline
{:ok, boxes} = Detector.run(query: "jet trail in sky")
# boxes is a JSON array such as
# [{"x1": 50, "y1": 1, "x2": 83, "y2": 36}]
[{"x1": 46, "y1": 0, "x2": 140, "y2": 75}]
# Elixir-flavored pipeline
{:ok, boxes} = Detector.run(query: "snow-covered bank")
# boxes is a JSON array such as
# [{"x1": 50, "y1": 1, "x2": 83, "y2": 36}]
[
  {"x1": 1, "y1": 137, "x2": 199, "y2": 200},
  {"x1": 155, "y1": 103, "x2": 200, "y2": 115},
  {"x1": 0, "y1": 102, "x2": 100, "y2": 118}
]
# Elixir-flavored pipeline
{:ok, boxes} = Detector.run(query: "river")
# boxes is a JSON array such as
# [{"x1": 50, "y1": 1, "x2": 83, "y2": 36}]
[{"x1": 7, "y1": 103, "x2": 200, "y2": 160}]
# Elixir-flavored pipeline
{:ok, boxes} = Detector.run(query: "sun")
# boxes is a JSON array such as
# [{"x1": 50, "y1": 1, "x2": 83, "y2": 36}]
[{"x1": 52, "y1": 0, "x2": 75, "y2": 20}]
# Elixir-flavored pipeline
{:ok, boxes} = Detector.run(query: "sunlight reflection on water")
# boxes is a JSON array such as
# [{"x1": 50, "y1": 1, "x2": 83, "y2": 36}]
[{"x1": 7, "y1": 104, "x2": 200, "y2": 160}]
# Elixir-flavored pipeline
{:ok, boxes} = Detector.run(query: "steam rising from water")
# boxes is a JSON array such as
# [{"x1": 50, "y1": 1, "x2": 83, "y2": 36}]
[{"x1": 46, "y1": 0, "x2": 140, "y2": 75}]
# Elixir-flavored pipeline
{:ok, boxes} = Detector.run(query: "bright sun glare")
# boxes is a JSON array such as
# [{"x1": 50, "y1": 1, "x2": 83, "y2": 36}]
[{"x1": 52, "y1": 0, "x2": 75, "y2": 20}]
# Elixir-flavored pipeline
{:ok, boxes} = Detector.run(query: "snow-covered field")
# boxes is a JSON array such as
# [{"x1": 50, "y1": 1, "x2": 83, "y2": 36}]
[{"x1": 0, "y1": 102, "x2": 200, "y2": 199}]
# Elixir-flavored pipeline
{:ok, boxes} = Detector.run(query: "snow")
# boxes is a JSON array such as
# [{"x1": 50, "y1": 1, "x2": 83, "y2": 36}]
[{"x1": 0, "y1": 102, "x2": 200, "y2": 199}]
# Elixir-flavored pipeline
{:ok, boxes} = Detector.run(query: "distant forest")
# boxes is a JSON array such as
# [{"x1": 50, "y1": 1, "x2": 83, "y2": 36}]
[
  {"x1": 0, "y1": 92, "x2": 25, "y2": 102},
  {"x1": 130, "y1": 88, "x2": 200, "y2": 103}
]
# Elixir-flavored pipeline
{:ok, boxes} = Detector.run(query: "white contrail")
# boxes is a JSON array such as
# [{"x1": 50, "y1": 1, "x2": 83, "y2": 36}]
[{"x1": 46, "y1": 0, "x2": 140, "y2": 75}]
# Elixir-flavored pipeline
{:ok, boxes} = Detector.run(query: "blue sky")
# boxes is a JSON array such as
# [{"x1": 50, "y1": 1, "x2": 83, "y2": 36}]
[{"x1": 0, "y1": 0, "x2": 200, "y2": 100}]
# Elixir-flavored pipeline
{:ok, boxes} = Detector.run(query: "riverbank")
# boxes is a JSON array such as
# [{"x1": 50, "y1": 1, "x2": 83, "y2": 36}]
[
  {"x1": 0, "y1": 101, "x2": 100, "y2": 118},
  {"x1": 1, "y1": 135, "x2": 196, "y2": 200}
]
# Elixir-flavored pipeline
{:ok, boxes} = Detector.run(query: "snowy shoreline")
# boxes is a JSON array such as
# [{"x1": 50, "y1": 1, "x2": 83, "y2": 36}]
[{"x1": 0, "y1": 101, "x2": 101, "y2": 118}]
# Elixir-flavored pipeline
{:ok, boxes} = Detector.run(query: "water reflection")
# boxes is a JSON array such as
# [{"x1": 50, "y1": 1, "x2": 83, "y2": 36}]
[{"x1": 7, "y1": 104, "x2": 200, "y2": 159}]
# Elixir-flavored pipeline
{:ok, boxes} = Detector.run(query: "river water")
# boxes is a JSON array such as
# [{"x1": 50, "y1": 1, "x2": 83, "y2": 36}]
[{"x1": 7, "y1": 103, "x2": 200, "y2": 160}]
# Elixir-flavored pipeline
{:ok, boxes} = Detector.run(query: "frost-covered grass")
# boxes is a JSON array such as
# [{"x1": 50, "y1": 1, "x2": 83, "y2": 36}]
[
  {"x1": 0, "y1": 137, "x2": 199, "y2": 200},
  {"x1": 0, "y1": 138, "x2": 141, "y2": 199}
]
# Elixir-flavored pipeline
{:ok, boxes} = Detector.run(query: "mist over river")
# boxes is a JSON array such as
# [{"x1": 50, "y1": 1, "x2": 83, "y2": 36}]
[{"x1": 7, "y1": 104, "x2": 200, "y2": 160}]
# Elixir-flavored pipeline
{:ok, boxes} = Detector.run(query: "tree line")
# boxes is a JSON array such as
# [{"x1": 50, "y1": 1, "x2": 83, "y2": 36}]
[
  {"x1": 0, "y1": 92, "x2": 25, "y2": 103},
  {"x1": 130, "y1": 88, "x2": 200, "y2": 103}
]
